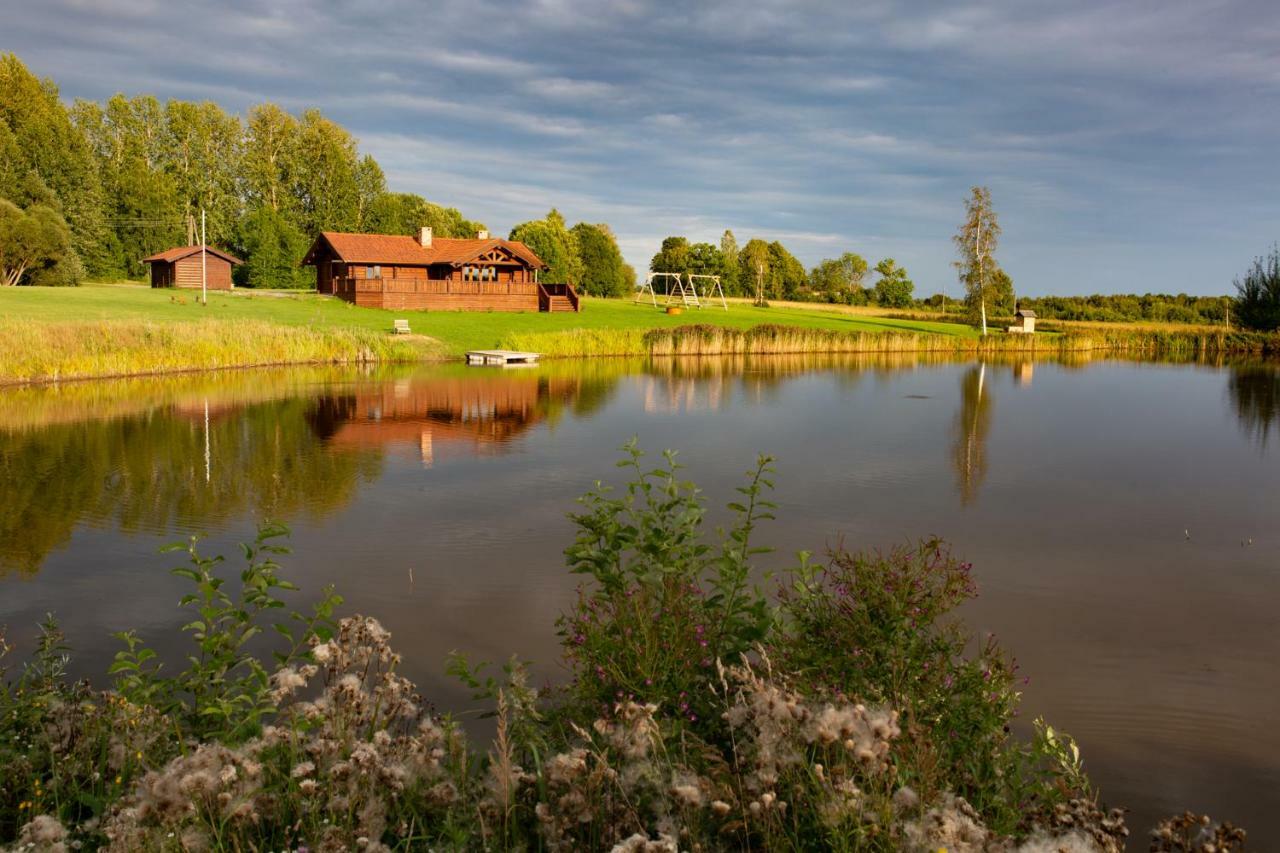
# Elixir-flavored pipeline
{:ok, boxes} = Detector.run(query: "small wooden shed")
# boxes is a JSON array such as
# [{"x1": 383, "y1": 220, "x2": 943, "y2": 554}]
[
  {"x1": 142, "y1": 246, "x2": 242, "y2": 290},
  {"x1": 1008, "y1": 308, "x2": 1036, "y2": 334}
]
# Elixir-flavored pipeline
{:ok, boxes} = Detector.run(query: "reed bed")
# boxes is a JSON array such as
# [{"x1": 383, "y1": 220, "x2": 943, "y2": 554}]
[
  {"x1": 498, "y1": 326, "x2": 649, "y2": 357},
  {"x1": 505, "y1": 322, "x2": 1280, "y2": 361},
  {"x1": 0, "y1": 319, "x2": 438, "y2": 385},
  {"x1": 641, "y1": 323, "x2": 1280, "y2": 358}
]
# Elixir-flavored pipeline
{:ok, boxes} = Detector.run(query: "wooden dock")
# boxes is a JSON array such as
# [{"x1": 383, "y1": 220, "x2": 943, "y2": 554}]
[{"x1": 465, "y1": 349, "x2": 542, "y2": 366}]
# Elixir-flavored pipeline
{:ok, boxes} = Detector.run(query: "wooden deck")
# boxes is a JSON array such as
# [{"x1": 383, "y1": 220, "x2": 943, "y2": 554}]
[
  {"x1": 466, "y1": 350, "x2": 542, "y2": 366},
  {"x1": 332, "y1": 278, "x2": 580, "y2": 312}
]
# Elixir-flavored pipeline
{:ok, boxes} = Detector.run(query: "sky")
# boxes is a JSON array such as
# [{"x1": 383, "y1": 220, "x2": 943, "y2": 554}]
[{"x1": 4, "y1": 0, "x2": 1279, "y2": 296}]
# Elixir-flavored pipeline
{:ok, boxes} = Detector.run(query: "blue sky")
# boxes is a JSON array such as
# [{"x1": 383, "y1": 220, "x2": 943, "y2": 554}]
[{"x1": 5, "y1": 0, "x2": 1278, "y2": 295}]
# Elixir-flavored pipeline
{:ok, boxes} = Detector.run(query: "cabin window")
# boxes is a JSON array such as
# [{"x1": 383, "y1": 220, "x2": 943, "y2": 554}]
[{"x1": 365, "y1": 265, "x2": 382, "y2": 279}]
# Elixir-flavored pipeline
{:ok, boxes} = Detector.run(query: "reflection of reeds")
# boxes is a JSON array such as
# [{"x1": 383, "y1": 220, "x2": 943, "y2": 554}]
[
  {"x1": 508, "y1": 323, "x2": 1280, "y2": 361},
  {"x1": 0, "y1": 319, "x2": 438, "y2": 385},
  {"x1": 645, "y1": 324, "x2": 1280, "y2": 358},
  {"x1": 0, "y1": 366, "x2": 371, "y2": 432}
]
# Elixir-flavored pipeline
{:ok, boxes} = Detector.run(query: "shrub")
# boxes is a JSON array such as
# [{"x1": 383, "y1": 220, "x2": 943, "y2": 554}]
[
  {"x1": 1233, "y1": 244, "x2": 1280, "y2": 331},
  {"x1": 110, "y1": 523, "x2": 343, "y2": 742},
  {"x1": 774, "y1": 539, "x2": 1090, "y2": 834},
  {"x1": 558, "y1": 440, "x2": 773, "y2": 734}
]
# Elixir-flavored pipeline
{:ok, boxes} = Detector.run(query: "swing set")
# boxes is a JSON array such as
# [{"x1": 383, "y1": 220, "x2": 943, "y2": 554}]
[{"x1": 635, "y1": 272, "x2": 727, "y2": 310}]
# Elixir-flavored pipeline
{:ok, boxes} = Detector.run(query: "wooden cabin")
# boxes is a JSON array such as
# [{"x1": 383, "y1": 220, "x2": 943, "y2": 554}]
[
  {"x1": 142, "y1": 246, "x2": 242, "y2": 290},
  {"x1": 1008, "y1": 308, "x2": 1036, "y2": 334},
  {"x1": 301, "y1": 227, "x2": 579, "y2": 312}
]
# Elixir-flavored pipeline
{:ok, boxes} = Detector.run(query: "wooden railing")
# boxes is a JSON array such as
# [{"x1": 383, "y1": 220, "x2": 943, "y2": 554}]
[{"x1": 335, "y1": 277, "x2": 538, "y2": 297}]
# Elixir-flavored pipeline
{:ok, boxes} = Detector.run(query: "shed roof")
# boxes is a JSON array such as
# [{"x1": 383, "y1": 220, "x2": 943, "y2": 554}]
[
  {"x1": 1015, "y1": 308, "x2": 1036, "y2": 318},
  {"x1": 142, "y1": 245, "x2": 243, "y2": 265},
  {"x1": 303, "y1": 232, "x2": 546, "y2": 269}
]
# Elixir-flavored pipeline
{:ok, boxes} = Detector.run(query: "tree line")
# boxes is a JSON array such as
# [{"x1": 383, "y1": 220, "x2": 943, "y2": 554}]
[
  {"x1": 646, "y1": 232, "x2": 918, "y2": 307},
  {"x1": 0, "y1": 54, "x2": 633, "y2": 295}
]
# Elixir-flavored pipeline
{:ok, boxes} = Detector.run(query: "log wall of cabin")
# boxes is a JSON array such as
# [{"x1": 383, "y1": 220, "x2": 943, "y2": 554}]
[
  {"x1": 156, "y1": 257, "x2": 233, "y2": 289},
  {"x1": 336, "y1": 277, "x2": 541, "y2": 311}
]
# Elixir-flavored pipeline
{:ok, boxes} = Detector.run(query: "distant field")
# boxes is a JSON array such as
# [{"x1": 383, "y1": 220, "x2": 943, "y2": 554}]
[{"x1": 0, "y1": 283, "x2": 982, "y2": 356}]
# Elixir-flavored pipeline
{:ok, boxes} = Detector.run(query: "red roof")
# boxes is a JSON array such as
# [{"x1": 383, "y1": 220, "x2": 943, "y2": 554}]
[
  {"x1": 303, "y1": 232, "x2": 546, "y2": 269},
  {"x1": 142, "y1": 245, "x2": 242, "y2": 265}
]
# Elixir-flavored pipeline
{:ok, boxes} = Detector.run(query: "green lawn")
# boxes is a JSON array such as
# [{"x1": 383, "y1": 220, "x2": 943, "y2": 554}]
[{"x1": 0, "y1": 283, "x2": 979, "y2": 355}]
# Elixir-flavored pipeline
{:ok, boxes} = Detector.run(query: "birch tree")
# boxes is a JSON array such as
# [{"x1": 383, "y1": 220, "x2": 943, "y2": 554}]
[{"x1": 954, "y1": 186, "x2": 1001, "y2": 334}]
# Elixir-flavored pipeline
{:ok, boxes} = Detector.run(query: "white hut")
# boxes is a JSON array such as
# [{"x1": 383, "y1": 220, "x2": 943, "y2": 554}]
[{"x1": 1008, "y1": 308, "x2": 1036, "y2": 334}]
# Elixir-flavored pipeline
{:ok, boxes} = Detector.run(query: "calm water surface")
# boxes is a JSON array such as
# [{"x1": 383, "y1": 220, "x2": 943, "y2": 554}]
[{"x1": 1, "y1": 355, "x2": 1277, "y2": 841}]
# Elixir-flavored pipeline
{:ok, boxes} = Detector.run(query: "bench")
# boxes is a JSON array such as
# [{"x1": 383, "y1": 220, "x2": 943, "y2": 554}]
[{"x1": 392, "y1": 319, "x2": 411, "y2": 335}]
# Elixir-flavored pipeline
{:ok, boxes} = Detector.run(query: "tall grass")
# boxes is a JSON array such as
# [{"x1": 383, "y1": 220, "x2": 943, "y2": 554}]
[
  {"x1": 642, "y1": 323, "x2": 1280, "y2": 358},
  {"x1": 503, "y1": 322, "x2": 1279, "y2": 361},
  {"x1": 498, "y1": 326, "x2": 648, "y2": 357},
  {"x1": 0, "y1": 319, "x2": 439, "y2": 384}
]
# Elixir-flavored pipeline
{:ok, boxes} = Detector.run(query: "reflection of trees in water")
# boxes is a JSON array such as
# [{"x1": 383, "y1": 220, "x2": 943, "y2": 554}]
[
  {"x1": 1228, "y1": 365, "x2": 1280, "y2": 447},
  {"x1": 0, "y1": 399, "x2": 383, "y2": 576},
  {"x1": 950, "y1": 364, "x2": 994, "y2": 506}
]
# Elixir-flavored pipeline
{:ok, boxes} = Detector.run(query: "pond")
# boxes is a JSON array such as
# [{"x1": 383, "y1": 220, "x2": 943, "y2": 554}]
[{"x1": 1, "y1": 354, "x2": 1277, "y2": 841}]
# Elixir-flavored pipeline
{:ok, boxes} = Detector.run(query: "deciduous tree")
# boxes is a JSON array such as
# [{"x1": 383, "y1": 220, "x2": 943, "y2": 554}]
[
  {"x1": 649, "y1": 236, "x2": 691, "y2": 273},
  {"x1": 0, "y1": 54, "x2": 108, "y2": 276},
  {"x1": 0, "y1": 199, "x2": 72, "y2": 286},
  {"x1": 720, "y1": 229, "x2": 740, "y2": 294},
  {"x1": 1233, "y1": 245, "x2": 1280, "y2": 331},
  {"x1": 571, "y1": 222, "x2": 630, "y2": 297},
  {"x1": 954, "y1": 186, "x2": 1001, "y2": 334},
  {"x1": 811, "y1": 252, "x2": 869, "y2": 302},
  {"x1": 873, "y1": 258, "x2": 914, "y2": 307},
  {"x1": 235, "y1": 205, "x2": 312, "y2": 289},
  {"x1": 509, "y1": 208, "x2": 583, "y2": 283},
  {"x1": 739, "y1": 238, "x2": 771, "y2": 304}
]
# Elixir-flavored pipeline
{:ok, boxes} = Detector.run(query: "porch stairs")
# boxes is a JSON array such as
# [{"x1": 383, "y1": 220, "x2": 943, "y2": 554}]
[{"x1": 537, "y1": 282, "x2": 581, "y2": 313}]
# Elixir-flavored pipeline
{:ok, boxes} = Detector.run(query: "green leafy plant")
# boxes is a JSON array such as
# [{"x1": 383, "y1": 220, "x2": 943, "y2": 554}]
[
  {"x1": 558, "y1": 440, "x2": 774, "y2": 733},
  {"x1": 110, "y1": 522, "x2": 342, "y2": 741},
  {"x1": 774, "y1": 539, "x2": 1078, "y2": 832}
]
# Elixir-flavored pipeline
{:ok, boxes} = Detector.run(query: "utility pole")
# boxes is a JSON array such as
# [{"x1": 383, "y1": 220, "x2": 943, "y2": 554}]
[{"x1": 200, "y1": 207, "x2": 207, "y2": 306}]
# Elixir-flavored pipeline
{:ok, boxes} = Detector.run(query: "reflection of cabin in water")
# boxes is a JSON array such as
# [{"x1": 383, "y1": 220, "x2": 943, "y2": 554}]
[
  {"x1": 1008, "y1": 308, "x2": 1036, "y2": 334},
  {"x1": 301, "y1": 228, "x2": 580, "y2": 312},
  {"x1": 306, "y1": 374, "x2": 583, "y2": 465}
]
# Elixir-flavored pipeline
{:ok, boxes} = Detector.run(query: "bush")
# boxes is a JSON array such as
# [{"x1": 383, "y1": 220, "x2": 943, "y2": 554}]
[
  {"x1": 558, "y1": 441, "x2": 773, "y2": 733},
  {"x1": 776, "y1": 541, "x2": 1083, "y2": 834},
  {"x1": 1233, "y1": 245, "x2": 1280, "y2": 331}
]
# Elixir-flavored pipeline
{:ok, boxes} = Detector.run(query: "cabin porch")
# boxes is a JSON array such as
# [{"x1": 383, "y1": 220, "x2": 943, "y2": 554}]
[{"x1": 332, "y1": 277, "x2": 579, "y2": 312}]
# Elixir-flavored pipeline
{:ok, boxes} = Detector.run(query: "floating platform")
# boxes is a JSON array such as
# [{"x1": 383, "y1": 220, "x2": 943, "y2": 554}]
[{"x1": 466, "y1": 349, "x2": 542, "y2": 366}]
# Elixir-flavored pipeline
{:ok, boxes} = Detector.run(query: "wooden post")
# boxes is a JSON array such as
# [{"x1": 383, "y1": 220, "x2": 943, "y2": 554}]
[{"x1": 200, "y1": 207, "x2": 207, "y2": 306}]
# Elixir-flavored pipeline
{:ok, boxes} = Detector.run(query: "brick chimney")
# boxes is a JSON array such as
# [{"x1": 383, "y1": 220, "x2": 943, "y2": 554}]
[
  {"x1": 476, "y1": 229, "x2": 489, "y2": 240},
  {"x1": 418, "y1": 226, "x2": 432, "y2": 248}
]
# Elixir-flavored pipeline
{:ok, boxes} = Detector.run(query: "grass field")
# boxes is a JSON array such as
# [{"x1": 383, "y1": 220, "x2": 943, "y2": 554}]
[
  {"x1": 1, "y1": 284, "x2": 1270, "y2": 384},
  {"x1": 0, "y1": 283, "x2": 980, "y2": 350}
]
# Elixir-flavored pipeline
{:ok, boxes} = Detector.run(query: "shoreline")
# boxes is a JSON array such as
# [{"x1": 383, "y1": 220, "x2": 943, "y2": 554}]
[{"x1": 2, "y1": 316, "x2": 1277, "y2": 387}]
